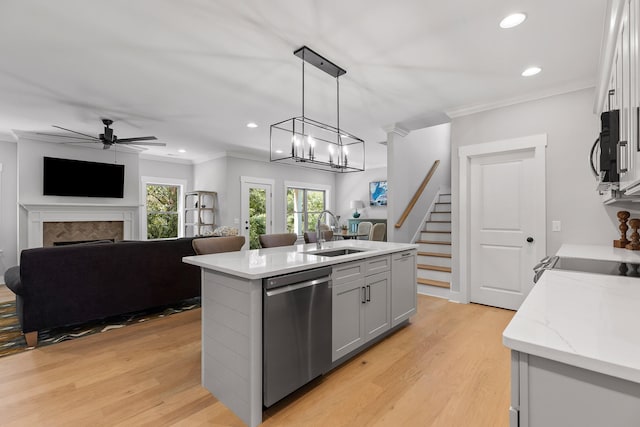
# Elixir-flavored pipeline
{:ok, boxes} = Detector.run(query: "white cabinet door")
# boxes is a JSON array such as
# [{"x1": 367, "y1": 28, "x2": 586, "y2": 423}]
[
  {"x1": 619, "y1": 0, "x2": 634, "y2": 190},
  {"x1": 628, "y1": 0, "x2": 640, "y2": 191},
  {"x1": 391, "y1": 250, "x2": 417, "y2": 327},
  {"x1": 363, "y1": 271, "x2": 391, "y2": 342}
]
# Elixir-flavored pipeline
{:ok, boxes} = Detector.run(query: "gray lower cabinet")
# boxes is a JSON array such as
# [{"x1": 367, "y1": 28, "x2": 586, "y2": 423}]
[
  {"x1": 332, "y1": 277, "x2": 366, "y2": 361},
  {"x1": 391, "y1": 250, "x2": 417, "y2": 327},
  {"x1": 332, "y1": 256, "x2": 391, "y2": 362},
  {"x1": 510, "y1": 350, "x2": 640, "y2": 427},
  {"x1": 363, "y1": 271, "x2": 391, "y2": 341}
]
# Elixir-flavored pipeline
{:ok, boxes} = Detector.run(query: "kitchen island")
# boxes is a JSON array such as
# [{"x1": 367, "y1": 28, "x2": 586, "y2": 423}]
[
  {"x1": 503, "y1": 246, "x2": 640, "y2": 426},
  {"x1": 183, "y1": 239, "x2": 418, "y2": 427}
]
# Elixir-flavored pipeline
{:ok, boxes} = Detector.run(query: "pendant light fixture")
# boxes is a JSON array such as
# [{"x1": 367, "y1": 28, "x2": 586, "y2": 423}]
[{"x1": 270, "y1": 46, "x2": 365, "y2": 173}]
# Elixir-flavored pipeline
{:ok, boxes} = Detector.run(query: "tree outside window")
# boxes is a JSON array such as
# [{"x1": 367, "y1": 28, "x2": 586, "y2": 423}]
[
  {"x1": 286, "y1": 188, "x2": 326, "y2": 235},
  {"x1": 146, "y1": 184, "x2": 179, "y2": 239},
  {"x1": 249, "y1": 187, "x2": 267, "y2": 249}
]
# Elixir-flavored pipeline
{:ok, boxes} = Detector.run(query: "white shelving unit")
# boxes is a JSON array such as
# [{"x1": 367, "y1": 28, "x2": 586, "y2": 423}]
[{"x1": 184, "y1": 191, "x2": 217, "y2": 237}]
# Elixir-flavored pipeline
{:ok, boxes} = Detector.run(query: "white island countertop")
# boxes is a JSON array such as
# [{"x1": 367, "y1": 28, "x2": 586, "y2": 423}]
[
  {"x1": 183, "y1": 239, "x2": 418, "y2": 280},
  {"x1": 503, "y1": 269, "x2": 640, "y2": 384},
  {"x1": 556, "y1": 243, "x2": 640, "y2": 263}
]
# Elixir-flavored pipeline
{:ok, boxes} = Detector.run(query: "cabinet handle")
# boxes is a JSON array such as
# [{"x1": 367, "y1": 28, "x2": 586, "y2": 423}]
[
  {"x1": 618, "y1": 140, "x2": 629, "y2": 173},
  {"x1": 636, "y1": 107, "x2": 639, "y2": 153},
  {"x1": 366, "y1": 285, "x2": 371, "y2": 302},
  {"x1": 361, "y1": 287, "x2": 366, "y2": 304},
  {"x1": 401, "y1": 252, "x2": 412, "y2": 257},
  {"x1": 590, "y1": 137, "x2": 600, "y2": 177}
]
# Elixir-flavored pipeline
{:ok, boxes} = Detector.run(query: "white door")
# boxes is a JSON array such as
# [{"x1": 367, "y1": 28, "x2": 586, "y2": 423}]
[
  {"x1": 469, "y1": 147, "x2": 544, "y2": 310},
  {"x1": 240, "y1": 177, "x2": 274, "y2": 250}
]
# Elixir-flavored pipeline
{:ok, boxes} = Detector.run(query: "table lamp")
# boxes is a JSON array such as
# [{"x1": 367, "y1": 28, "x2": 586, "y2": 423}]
[{"x1": 350, "y1": 200, "x2": 365, "y2": 218}]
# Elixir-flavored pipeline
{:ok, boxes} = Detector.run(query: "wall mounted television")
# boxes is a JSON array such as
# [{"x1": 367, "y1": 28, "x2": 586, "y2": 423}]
[
  {"x1": 369, "y1": 180, "x2": 387, "y2": 206},
  {"x1": 43, "y1": 156, "x2": 125, "y2": 198}
]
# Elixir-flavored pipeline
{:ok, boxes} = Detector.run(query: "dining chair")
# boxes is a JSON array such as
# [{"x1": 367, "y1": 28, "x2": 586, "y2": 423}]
[
  {"x1": 192, "y1": 236, "x2": 246, "y2": 255},
  {"x1": 259, "y1": 233, "x2": 298, "y2": 248},
  {"x1": 357, "y1": 221, "x2": 373, "y2": 240},
  {"x1": 369, "y1": 223, "x2": 386, "y2": 241},
  {"x1": 304, "y1": 230, "x2": 334, "y2": 243}
]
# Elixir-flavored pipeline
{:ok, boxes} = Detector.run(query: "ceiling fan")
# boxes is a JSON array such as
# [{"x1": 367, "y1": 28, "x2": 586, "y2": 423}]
[{"x1": 37, "y1": 119, "x2": 165, "y2": 150}]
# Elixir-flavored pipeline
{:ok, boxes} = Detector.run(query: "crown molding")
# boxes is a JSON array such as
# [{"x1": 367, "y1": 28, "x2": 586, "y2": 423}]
[
  {"x1": 382, "y1": 124, "x2": 410, "y2": 137},
  {"x1": 139, "y1": 152, "x2": 194, "y2": 165},
  {"x1": 446, "y1": 81, "x2": 595, "y2": 119},
  {"x1": 0, "y1": 129, "x2": 17, "y2": 143}
]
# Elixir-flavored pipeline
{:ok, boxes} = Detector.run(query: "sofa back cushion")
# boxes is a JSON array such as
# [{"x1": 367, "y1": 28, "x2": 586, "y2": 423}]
[{"x1": 18, "y1": 238, "x2": 200, "y2": 332}]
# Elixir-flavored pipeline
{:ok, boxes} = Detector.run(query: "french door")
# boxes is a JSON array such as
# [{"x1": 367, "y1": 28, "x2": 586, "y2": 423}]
[{"x1": 240, "y1": 177, "x2": 274, "y2": 250}]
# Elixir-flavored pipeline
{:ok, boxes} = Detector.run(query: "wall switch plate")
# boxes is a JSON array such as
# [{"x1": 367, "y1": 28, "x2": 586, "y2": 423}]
[{"x1": 552, "y1": 221, "x2": 561, "y2": 232}]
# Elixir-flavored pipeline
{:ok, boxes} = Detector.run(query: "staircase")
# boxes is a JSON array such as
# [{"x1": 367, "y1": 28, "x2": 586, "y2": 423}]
[{"x1": 416, "y1": 193, "x2": 451, "y2": 298}]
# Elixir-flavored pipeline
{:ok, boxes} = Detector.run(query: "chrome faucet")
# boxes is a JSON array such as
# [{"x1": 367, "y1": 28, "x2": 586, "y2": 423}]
[{"x1": 316, "y1": 209, "x2": 338, "y2": 249}]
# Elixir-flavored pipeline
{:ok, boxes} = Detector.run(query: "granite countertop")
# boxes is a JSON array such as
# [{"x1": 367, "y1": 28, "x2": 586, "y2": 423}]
[
  {"x1": 556, "y1": 243, "x2": 640, "y2": 263},
  {"x1": 503, "y1": 269, "x2": 640, "y2": 384},
  {"x1": 183, "y1": 239, "x2": 418, "y2": 280}
]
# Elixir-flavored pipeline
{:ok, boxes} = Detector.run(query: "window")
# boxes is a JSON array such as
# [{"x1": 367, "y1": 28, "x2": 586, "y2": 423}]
[
  {"x1": 286, "y1": 187, "x2": 326, "y2": 236},
  {"x1": 146, "y1": 184, "x2": 180, "y2": 239},
  {"x1": 141, "y1": 176, "x2": 187, "y2": 240}
]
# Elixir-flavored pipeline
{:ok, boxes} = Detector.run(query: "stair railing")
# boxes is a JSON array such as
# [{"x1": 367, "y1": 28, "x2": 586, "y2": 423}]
[{"x1": 394, "y1": 160, "x2": 440, "y2": 229}]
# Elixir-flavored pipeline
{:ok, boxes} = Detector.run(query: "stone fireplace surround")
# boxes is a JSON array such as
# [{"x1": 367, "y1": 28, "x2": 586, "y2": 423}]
[{"x1": 21, "y1": 203, "x2": 137, "y2": 248}]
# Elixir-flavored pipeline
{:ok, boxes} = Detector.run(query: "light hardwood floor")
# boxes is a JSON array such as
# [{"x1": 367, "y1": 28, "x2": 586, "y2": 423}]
[
  {"x1": 0, "y1": 284, "x2": 14, "y2": 302},
  {"x1": 0, "y1": 295, "x2": 514, "y2": 426}
]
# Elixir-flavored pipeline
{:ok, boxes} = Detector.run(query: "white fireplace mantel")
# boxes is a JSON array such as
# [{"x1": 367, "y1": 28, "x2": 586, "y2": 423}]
[{"x1": 20, "y1": 203, "x2": 140, "y2": 248}]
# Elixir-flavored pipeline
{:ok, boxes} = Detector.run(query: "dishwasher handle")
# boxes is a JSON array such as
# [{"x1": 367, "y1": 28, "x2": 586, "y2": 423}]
[{"x1": 265, "y1": 276, "x2": 331, "y2": 297}]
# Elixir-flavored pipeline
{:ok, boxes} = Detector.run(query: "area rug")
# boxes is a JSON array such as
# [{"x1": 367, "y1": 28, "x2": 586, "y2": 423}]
[{"x1": 0, "y1": 297, "x2": 200, "y2": 358}]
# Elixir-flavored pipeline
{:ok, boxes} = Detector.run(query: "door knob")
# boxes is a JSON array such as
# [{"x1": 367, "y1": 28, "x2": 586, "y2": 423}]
[{"x1": 526, "y1": 237, "x2": 534, "y2": 243}]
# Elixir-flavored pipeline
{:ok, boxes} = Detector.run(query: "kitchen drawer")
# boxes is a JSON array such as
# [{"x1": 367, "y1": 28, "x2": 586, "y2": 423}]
[
  {"x1": 364, "y1": 255, "x2": 390, "y2": 275},
  {"x1": 332, "y1": 261, "x2": 365, "y2": 285}
]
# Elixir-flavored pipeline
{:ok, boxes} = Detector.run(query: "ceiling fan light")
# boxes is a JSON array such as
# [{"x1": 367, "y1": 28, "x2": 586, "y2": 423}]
[{"x1": 500, "y1": 13, "x2": 527, "y2": 29}]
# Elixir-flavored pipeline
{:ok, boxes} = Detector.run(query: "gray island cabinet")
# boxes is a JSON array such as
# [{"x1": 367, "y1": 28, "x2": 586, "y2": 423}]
[{"x1": 183, "y1": 240, "x2": 418, "y2": 427}]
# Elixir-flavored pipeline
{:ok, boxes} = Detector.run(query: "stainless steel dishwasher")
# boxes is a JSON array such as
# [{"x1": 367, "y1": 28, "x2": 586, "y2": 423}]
[{"x1": 263, "y1": 266, "x2": 332, "y2": 407}]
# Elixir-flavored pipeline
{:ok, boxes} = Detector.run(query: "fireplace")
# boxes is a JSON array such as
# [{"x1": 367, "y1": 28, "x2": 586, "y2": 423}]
[
  {"x1": 21, "y1": 203, "x2": 137, "y2": 248},
  {"x1": 44, "y1": 221, "x2": 123, "y2": 247}
]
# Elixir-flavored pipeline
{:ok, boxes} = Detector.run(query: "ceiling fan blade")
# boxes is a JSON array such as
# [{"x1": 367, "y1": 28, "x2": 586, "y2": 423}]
[
  {"x1": 52, "y1": 125, "x2": 99, "y2": 140},
  {"x1": 35, "y1": 132, "x2": 97, "y2": 141},
  {"x1": 115, "y1": 136, "x2": 158, "y2": 142},
  {"x1": 116, "y1": 141, "x2": 166, "y2": 146}
]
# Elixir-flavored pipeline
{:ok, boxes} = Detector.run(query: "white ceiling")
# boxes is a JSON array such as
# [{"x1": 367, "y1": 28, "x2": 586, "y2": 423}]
[{"x1": 0, "y1": 0, "x2": 605, "y2": 166}]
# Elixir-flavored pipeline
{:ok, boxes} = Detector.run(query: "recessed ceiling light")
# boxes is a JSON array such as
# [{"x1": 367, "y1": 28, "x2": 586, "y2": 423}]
[
  {"x1": 275, "y1": 149, "x2": 283, "y2": 154},
  {"x1": 521, "y1": 66, "x2": 542, "y2": 77},
  {"x1": 178, "y1": 149, "x2": 186, "y2": 153},
  {"x1": 246, "y1": 122, "x2": 258, "y2": 128},
  {"x1": 500, "y1": 13, "x2": 527, "y2": 29}
]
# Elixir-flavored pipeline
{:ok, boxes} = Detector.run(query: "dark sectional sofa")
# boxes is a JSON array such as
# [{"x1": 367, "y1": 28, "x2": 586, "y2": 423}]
[{"x1": 5, "y1": 238, "x2": 201, "y2": 346}]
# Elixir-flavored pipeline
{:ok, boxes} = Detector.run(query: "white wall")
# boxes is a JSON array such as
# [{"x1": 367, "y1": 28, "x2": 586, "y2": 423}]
[
  {"x1": 0, "y1": 140, "x2": 17, "y2": 274},
  {"x1": 194, "y1": 155, "x2": 336, "y2": 232},
  {"x1": 17, "y1": 140, "x2": 141, "y2": 252},
  {"x1": 388, "y1": 123, "x2": 452, "y2": 243},
  {"x1": 450, "y1": 88, "x2": 617, "y2": 293},
  {"x1": 139, "y1": 158, "x2": 194, "y2": 191},
  {"x1": 193, "y1": 156, "x2": 228, "y2": 226},
  {"x1": 335, "y1": 167, "x2": 387, "y2": 225},
  {"x1": 18, "y1": 140, "x2": 140, "y2": 206}
]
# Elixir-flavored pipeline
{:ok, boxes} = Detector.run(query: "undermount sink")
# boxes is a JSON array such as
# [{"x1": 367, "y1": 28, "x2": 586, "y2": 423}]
[{"x1": 305, "y1": 248, "x2": 368, "y2": 257}]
